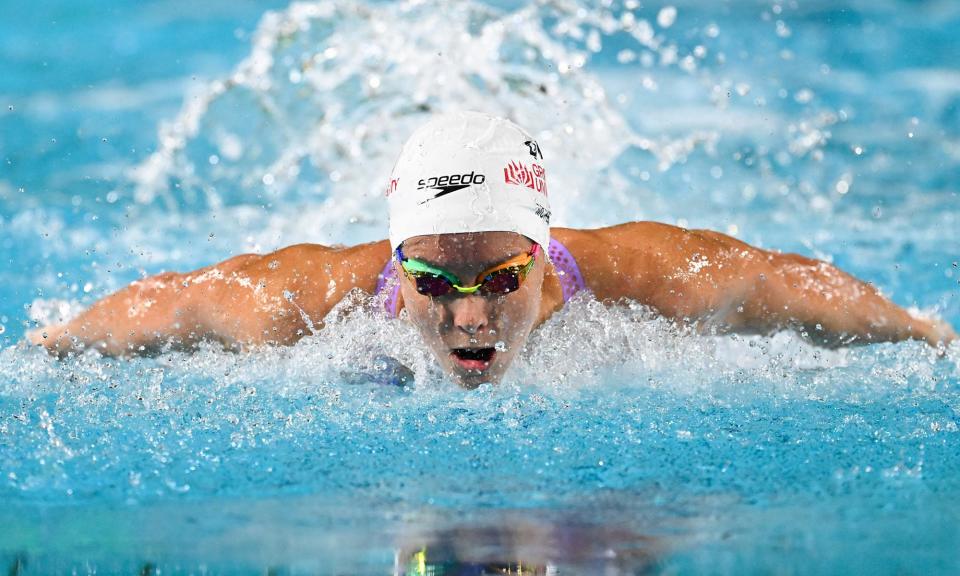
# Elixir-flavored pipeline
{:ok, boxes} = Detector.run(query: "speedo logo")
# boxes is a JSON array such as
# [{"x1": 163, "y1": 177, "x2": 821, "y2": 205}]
[{"x1": 417, "y1": 171, "x2": 486, "y2": 204}]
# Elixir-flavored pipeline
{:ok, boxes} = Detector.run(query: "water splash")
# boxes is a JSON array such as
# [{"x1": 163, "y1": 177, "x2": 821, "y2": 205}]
[
  {"x1": 130, "y1": 0, "x2": 636, "y2": 220},
  {"x1": 2, "y1": 291, "x2": 956, "y2": 505}
]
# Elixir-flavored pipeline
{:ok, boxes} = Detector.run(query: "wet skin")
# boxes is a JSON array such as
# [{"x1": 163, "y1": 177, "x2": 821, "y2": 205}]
[
  {"x1": 397, "y1": 233, "x2": 551, "y2": 388},
  {"x1": 29, "y1": 222, "x2": 957, "y2": 386}
]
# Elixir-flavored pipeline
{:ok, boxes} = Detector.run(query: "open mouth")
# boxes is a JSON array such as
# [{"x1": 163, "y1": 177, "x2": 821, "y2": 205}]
[{"x1": 450, "y1": 347, "x2": 496, "y2": 372}]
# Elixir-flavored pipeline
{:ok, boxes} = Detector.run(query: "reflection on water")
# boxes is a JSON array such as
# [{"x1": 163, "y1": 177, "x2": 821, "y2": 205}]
[
  {"x1": 1, "y1": 496, "x2": 670, "y2": 575},
  {"x1": 394, "y1": 510, "x2": 661, "y2": 575}
]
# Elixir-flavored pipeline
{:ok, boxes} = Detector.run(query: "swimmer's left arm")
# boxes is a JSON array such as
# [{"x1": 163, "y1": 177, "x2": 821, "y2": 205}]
[
  {"x1": 725, "y1": 247, "x2": 955, "y2": 348},
  {"x1": 680, "y1": 231, "x2": 957, "y2": 347},
  {"x1": 578, "y1": 223, "x2": 956, "y2": 348}
]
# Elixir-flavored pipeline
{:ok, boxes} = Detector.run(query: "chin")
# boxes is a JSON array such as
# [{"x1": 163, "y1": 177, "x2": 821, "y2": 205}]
[{"x1": 445, "y1": 357, "x2": 510, "y2": 389}]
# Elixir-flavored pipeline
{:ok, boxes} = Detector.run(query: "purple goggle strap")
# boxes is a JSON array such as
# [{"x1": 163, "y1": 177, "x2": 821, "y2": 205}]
[
  {"x1": 375, "y1": 258, "x2": 402, "y2": 317},
  {"x1": 546, "y1": 237, "x2": 586, "y2": 303}
]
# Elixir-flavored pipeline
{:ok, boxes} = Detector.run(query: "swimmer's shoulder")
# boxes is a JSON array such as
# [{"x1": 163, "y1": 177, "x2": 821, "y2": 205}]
[
  {"x1": 549, "y1": 222, "x2": 714, "y2": 300},
  {"x1": 550, "y1": 221, "x2": 676, "y2": 269},
  {"x1": 553, "y1": 221, "x2": 751, "y2": 265},
  {"x1": 240, "y1": 240, "x2": 392, "y2": 292},
  {"x1": 193, "y1": 240, "x2": 393, "y2": 345},
  {"x1": 552, "y1": 221, "x2": 678, "y2": 251}
]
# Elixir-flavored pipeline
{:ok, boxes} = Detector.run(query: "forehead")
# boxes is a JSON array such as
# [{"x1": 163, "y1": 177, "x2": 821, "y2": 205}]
[{"x1": 402, "y1": 232, "x2": 530, "y2": 266}]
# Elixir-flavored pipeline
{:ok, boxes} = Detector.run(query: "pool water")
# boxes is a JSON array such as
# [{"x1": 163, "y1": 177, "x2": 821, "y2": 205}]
[{"x1": 1, "y1": 0, "x2": 959, "y2": 573}]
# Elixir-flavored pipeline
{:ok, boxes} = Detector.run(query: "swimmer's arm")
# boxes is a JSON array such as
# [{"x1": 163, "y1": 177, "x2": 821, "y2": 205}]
[
  {"x1": 642, "y1": 226, "x2": 955, "y2": 348},
  {"x1": 582, "y1": 223, "x2": 955, "y2": 348},
  {"x1": 729, "y1": 248, "x2": 956, "y2": 348},
  {"x1": 28, "y1": 242, "x2": 391, "y2": 357},
  {"x1": 28, "y1": 255, "x2": 263, "y2": 357}
]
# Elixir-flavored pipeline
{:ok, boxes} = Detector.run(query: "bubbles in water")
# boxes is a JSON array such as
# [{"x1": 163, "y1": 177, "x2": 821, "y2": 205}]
[
  {"x1": 657, "y1": 6, "x2": 677, "y2": 28},
  {"x1": 794, "y1": 88, "x2": 814, "y2": 103}
]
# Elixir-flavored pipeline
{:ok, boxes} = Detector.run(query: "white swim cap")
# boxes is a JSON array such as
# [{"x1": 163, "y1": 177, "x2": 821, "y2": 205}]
[{"x1": 386, "y1": 111, "x2": 551, "y2": 250}]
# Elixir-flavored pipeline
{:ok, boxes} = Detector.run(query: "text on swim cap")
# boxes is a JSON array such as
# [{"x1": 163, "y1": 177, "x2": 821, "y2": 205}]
[
  {"x1": 503, "y1": 161, "x2": 548, "y2": 196},
  {"x1": 416, "y1": 171, "x2": 487, "y2": 203}
]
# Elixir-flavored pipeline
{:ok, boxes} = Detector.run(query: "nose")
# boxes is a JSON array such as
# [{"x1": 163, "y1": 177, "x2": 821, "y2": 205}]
[{"x1": 447, "y1": 294, "x2": 490, "y2": 335}]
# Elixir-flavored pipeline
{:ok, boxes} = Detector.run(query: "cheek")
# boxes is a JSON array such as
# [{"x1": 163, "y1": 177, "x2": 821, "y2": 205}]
[
  {"x1": 498, "y1": 287, "x2": 541, "y2": 339},
  {"x1": 400, "y1": 285, "x2": 446, "y2": 334}
]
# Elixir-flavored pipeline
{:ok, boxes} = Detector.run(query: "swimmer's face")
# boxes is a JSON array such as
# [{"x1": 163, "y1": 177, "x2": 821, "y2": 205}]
[{"x1": 397, "y1": 232, "x2": 544, "y2": 388}]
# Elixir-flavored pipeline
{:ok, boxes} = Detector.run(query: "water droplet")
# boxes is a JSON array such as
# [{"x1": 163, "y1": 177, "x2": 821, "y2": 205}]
[
  {"x1": 657, "y1": 6, "x2": 677, "y2": 28},
  {"x1": 0, "y1": 325, "x2": 5, "y2": 335},
  {"x1": 495, "y1": 341, "x2": 507, "y2": 352},
  {"x1": 268, "y1": 259, "x2": 280, "y2": 270},
  {"x1": 776, "y1": 20, "x2": 791, "y2": 38}
]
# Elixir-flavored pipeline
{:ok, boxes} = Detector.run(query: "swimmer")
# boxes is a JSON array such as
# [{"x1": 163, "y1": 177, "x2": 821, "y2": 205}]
[{"x1": 29, "y1": 111, "x2": 956, "y2": 387}]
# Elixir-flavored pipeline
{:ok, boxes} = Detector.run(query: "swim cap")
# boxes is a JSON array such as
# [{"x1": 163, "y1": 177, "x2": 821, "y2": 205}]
[{"x1": 386, "y1": 111, "x2": 551, "y2": 250}]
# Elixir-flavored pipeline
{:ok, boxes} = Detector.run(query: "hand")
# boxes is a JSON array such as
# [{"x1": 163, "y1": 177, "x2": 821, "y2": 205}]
[
  {"x1": 26, "y1": 324, "x2": 71, "y2": 356},
  {"x1": 917, "y1": 317, "x2": 957, "y2": 356}
]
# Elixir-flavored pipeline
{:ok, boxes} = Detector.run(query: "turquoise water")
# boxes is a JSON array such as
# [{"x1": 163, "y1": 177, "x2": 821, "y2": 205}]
[{"x1": 1, "y1": 0, "x2": 959, "y2": 573}]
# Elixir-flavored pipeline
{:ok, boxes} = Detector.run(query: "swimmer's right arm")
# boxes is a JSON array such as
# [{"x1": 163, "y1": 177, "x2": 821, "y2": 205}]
[{"x1": 28, "y1": 241, "x2": 392, "y2": 358}]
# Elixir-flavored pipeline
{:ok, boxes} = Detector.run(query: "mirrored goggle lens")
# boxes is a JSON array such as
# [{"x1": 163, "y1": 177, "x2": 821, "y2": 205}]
[
  {"x1": 414, "y1": 274, "x2": 454, "y2": 297},
  {"x1": 478, "y1": 269, "x2": 522, "y2": 294}
]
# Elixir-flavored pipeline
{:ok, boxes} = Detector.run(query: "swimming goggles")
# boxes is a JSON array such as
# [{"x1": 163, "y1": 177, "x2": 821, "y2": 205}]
[{"x1": 396, "y1": 243, "x2": 540, "y2": 297}]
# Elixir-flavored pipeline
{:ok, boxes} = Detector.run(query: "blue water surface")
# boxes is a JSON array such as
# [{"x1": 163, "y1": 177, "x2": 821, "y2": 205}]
[{"x1": 1, "y1": 0, "x2": 959, "y2": 574}]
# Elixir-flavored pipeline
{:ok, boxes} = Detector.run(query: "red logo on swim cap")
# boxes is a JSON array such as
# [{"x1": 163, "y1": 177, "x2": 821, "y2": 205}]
[
  {"x1": 385, "y1": 178, "x2": 399, "y2": 197},
  {"x1": 503, "y1": 161, "x2": 547, "y2": 196}
]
